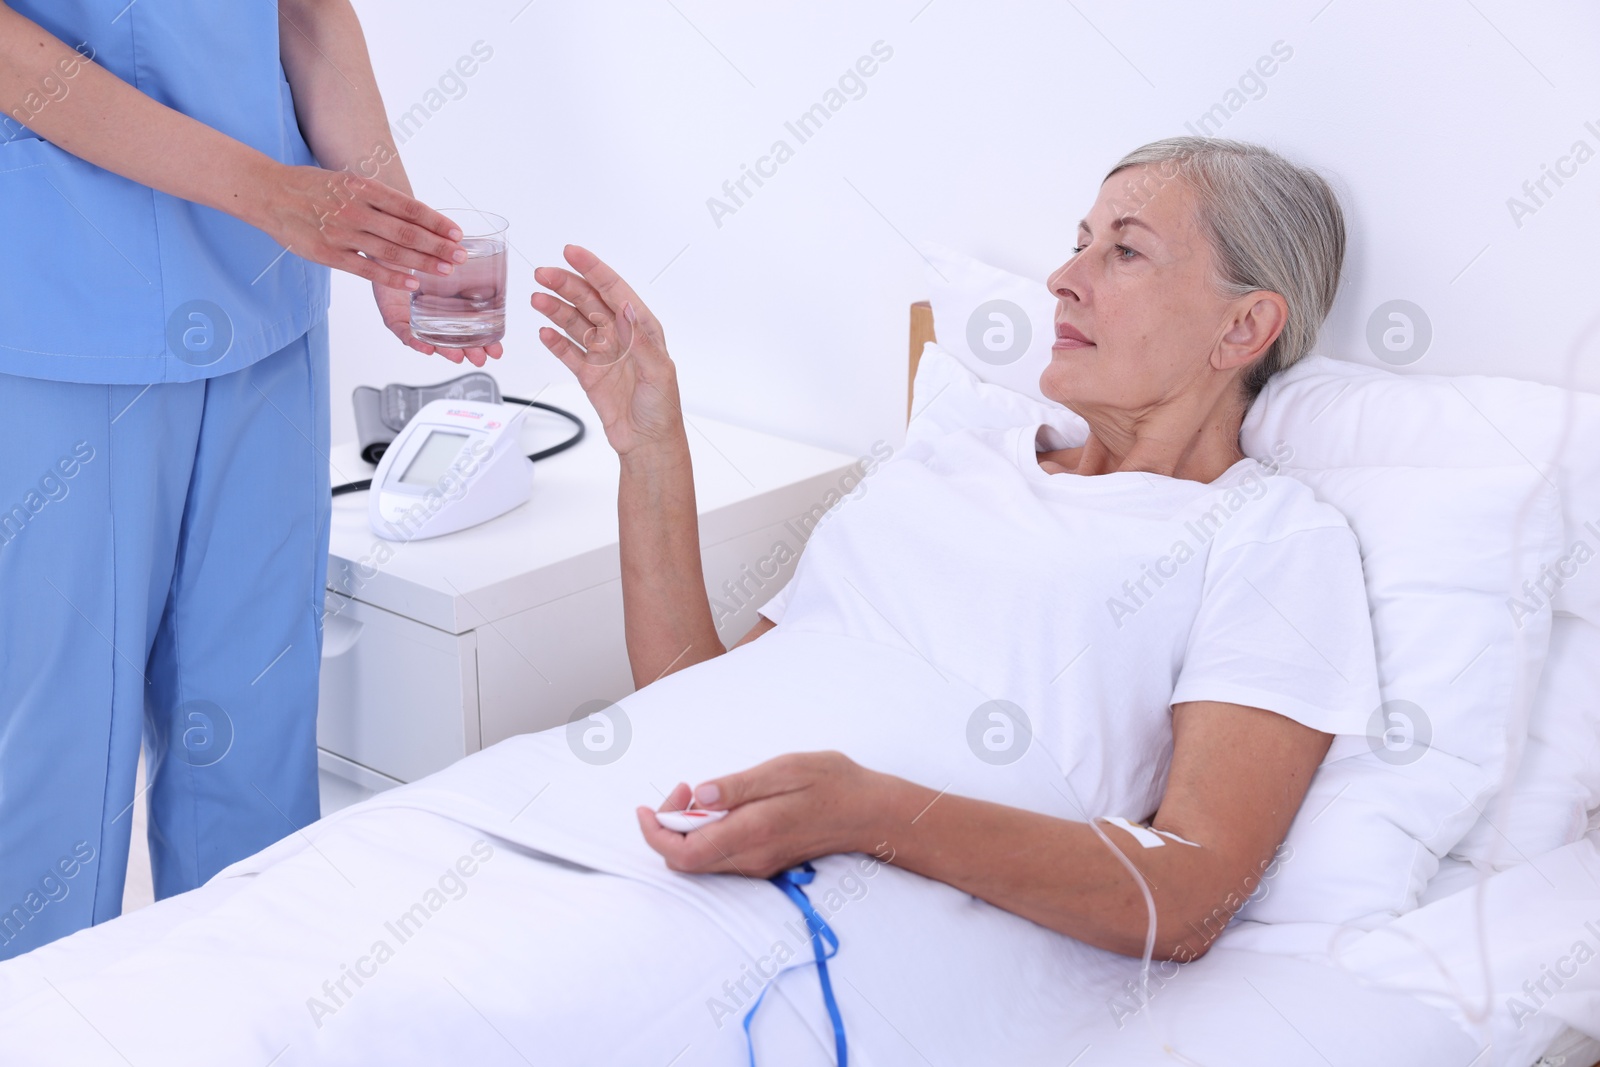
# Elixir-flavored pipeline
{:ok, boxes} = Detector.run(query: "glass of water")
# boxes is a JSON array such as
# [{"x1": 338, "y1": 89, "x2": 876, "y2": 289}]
[{"x1": 410, "y1": 209, "x2": 508, "y2": 348}]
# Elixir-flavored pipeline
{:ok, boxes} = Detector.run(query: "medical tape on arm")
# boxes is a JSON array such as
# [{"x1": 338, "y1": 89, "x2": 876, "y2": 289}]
[{"x1": 1100, "y1": 816, "x2": 1201, "y2": 850}]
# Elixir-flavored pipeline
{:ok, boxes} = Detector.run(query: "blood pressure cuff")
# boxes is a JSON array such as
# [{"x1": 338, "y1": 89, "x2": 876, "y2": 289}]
[{"x1": 353, "y1": 371, "x2": 501, "y2": 464}]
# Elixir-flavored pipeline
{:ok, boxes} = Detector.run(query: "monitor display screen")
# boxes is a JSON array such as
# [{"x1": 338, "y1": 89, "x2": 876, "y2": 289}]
[{"x1": 398, "y1": 431, "x2": 469, "y2": 488}]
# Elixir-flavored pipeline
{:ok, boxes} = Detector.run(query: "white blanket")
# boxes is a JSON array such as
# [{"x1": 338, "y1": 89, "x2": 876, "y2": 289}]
[{"x1": 0, "y1": 628, "x2": 1484, "y2": 1065}]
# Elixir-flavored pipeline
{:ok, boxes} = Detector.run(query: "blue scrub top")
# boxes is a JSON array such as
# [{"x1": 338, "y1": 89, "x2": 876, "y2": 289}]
[{"x1": 0, "y1": 1, "x2": 332, "y2": 384}]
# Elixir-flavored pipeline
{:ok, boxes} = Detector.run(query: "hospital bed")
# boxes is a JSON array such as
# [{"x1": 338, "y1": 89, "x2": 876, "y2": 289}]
[{"x1": 1, "y1": 272, "x2": 1599, "y2": 1067}]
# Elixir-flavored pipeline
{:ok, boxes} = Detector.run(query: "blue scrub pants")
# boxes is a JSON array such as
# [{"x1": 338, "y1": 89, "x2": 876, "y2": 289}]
[{"x1": 0, "y1": 322, "x2": 330, "y2": 960}]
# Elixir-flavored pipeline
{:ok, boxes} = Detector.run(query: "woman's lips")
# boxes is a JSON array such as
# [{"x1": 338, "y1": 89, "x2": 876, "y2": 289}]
[{"x1": 1054, "y1": 322, "x2": 1094, "y2": 349}]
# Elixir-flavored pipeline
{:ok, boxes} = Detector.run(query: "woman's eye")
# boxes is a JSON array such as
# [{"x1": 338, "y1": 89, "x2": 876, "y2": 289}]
[{"x1": 1069, "y1": 243, "x2": 1138, "y2": 259}]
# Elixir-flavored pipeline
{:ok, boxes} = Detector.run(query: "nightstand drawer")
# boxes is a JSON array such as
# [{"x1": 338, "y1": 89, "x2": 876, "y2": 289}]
[
  {"x1": 317, "y1": 592, "x2": 480, "y2": 783},
  {"x1": 476, "y1": 577, "x2": 631, "y2": 749}
]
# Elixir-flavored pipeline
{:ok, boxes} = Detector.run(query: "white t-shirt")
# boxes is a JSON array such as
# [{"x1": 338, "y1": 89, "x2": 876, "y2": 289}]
[{"x1": 755, "y1": 413, "x2": 1380, "y2": 823}]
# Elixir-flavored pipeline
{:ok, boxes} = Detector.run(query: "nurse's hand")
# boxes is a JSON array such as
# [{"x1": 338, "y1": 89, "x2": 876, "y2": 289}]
[
  {"x1": 256, "y1": 167, "x2": 501, "y2": 366},
  {"x1": 258, "y1": 165, "x2": 466, "y2": 289},
  {"x1": 531, "y1": 245, "x2": 684, "y2": 459},
  {"x1": 637, "y1": 753, "x2": 884, "y2": 878}
]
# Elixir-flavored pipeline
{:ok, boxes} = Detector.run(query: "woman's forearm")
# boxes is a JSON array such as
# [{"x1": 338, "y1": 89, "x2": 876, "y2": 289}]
[
  {"x1": 0, "y1": 3, "x2": 280, "y2": 226},
  {"x1": 277, "y1": 0, "x2": 414, "y2": 197},
  {"x1": 858, "y1": 774, "x2": 1248, "y2": 961},
  {"x1": 528, "y1": 247, "x2": 718, "y2": 687},
  {"x1": 618, "y1": 440, "x2": 725, "y2": 689}
]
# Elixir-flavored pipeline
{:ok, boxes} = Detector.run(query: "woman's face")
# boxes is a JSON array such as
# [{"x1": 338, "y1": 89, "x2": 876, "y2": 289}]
[{"x1": 1040, "y1": 164, "x2": 1248, "y2": 416}]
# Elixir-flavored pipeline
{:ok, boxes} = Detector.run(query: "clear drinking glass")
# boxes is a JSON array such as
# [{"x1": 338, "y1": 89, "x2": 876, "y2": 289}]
[{"x1": 410, "y1": 209, "x2": 508, "y2": 348}]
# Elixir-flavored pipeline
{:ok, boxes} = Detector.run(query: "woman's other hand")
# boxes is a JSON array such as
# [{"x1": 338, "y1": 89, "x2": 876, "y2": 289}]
[
  {"x1": 531, "y1": 245, "x2": 684, "y2": 459},
  {"x1": 637, "y1": 752, "x2": 884, "y2": 878}
]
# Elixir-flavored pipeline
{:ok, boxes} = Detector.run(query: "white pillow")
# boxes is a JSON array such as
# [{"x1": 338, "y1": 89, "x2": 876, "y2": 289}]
[
  {"x1": 1232, "y1": 464, "x2": 1559, "y2": 925},
  {"x1": 1241, "y1": 352, "x2": 1600, "y2": 624},
  {"x1": 906, "y1": 340, "x2": 1086, "y2": 447},
  {"x1": 920, "y1": 242, "x2": 1056, "y2": 405},
  {"x1": 1242, "y1": 353, "x2": 1600, "y2": 873}
]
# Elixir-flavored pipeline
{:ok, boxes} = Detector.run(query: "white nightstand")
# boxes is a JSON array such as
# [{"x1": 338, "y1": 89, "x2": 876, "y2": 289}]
[{"x1": 317, "y1": 380, "x2": 861, "y2": 816}]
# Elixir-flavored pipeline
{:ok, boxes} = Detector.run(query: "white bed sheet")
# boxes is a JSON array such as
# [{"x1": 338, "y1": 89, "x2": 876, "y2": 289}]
[{"x1": 0, "y1": 628, "x2": 1491, "y2": 1065}]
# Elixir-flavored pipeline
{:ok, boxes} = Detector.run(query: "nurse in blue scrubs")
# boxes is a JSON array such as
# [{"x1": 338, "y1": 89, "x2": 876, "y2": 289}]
[{"x1": 0, "y1": 0, "x2": 500, "y2": 959}]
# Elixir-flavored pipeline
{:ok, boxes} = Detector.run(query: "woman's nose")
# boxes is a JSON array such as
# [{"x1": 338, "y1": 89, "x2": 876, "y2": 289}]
[{"x1": 1046, "y1": 258, "x2": 1084, "y2": 304}]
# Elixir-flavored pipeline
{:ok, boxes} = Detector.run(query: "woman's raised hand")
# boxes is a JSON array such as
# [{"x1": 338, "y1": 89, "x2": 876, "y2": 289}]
[{"x1": 531, "y1": 245, "x2": 685, "y2": 459}]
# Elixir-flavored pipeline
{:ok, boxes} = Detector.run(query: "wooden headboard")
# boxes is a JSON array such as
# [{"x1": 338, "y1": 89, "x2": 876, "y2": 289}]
[{"x1": 908, "y1": 300, "x2": 936, "y2": 422}]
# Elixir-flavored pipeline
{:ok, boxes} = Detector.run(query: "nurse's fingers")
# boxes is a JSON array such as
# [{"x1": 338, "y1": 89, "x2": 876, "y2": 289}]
[
  {"x1": 370, "y1": 260, "x2": 449, "y2": 356},
  {"x1": 315, "y1": 179, "x2": 460, "y2": 277},
  {"x1": 338, "y1": 249, "x2": 419, "y2": 293},
  {"x1": 267, "y1": 167, "x2": 457, "y2": 285},
  {"x1": 434, "y1": 344, "x2": 490, "y2": 368},
  {"x1": 359, "y1": 179, "x2": 465, "y2": 245},
  {"x1": 354, "y1": 227, "x2": 459, "y2": 279},
  {"x1": 376, "y1": 302, "x2": 439, "y2": 356},
  {"x1": 361, "y1": 211, "x2": 468, "y2": 277}
]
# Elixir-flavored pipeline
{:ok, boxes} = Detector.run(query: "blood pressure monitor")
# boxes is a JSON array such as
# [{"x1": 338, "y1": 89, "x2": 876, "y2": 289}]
[{"x1": 368, "y1": 399, "x2": 534, "y2": 541}]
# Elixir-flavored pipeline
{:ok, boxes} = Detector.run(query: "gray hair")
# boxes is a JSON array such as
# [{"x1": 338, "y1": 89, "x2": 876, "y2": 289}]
[{"x1": 1104, "y1": 137, "x2": 1345, "y2": 404}]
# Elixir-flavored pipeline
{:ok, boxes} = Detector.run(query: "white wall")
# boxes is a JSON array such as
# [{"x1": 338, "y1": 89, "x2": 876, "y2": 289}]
[{"x1": 332, "y1": 0, "x2": 1600, "y2": 459}]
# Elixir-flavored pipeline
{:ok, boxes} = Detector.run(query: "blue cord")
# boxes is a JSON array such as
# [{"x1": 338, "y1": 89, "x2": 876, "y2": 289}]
[{"x1": 742, "y1": 862, "x2": 848, "y2": 1066}]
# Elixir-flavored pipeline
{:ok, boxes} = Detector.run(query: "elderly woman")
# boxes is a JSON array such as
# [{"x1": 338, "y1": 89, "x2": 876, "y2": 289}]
[
  {"x1": 532, "y1": 135, "x2": 1365, "y2": 965},
  {"x1": 0, "y1": 138, "x2": 1442, "y2": 1066}
]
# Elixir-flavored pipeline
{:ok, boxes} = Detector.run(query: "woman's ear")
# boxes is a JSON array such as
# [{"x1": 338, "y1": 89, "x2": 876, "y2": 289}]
[{"x1": 1216, "y1": 291, "x2": 1288, "y2": 372}]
